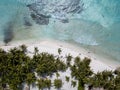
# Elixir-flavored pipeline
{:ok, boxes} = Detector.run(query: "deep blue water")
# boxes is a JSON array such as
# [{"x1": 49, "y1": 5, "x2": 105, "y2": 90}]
[{"x1": 0, "y1": 0, "x2": 120, "y2": 61}]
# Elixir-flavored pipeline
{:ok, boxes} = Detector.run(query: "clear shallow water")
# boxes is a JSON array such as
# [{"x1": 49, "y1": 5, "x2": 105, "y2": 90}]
[{"x1": 0, "y1": 0, "x2": 120, "y2": 61}]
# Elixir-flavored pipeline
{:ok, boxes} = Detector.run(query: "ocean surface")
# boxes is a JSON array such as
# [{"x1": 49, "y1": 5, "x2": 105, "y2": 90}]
[{"x1": 0, "y1": 0, "x2": 120, "y2": 61}]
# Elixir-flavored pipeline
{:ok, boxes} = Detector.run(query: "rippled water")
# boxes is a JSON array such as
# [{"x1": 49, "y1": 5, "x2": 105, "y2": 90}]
[{"x1": 0, "y1": 0, "x2": 120, "y2": 61}]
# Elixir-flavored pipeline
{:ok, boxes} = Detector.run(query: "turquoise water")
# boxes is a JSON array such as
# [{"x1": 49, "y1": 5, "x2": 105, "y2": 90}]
[{"x1": 0, "y1": 0, "x2": 120, "y2": 61}]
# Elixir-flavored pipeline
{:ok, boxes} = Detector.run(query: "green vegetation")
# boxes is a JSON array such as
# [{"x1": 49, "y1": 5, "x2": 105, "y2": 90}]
[
  {"x1": 66, "y1": 54, "x2": 72, "y2": 67},
  {"x1": 0, "y1": 45, "x2": 120, "y2": 90},
  {"x1": 37, "y1": 78, "x2": 51, "y2": 90},
  {"x1": 70, "y1": 57, "x2": 93, "y2": 90},
  {"x1": 0, "y1": 45, "x2": 66, "y2": 90},
  {"x1": 58, "y1": 48, "x2": 62, "y2": 55},
  {"x1": 65, "y1": 76, "x2": 70, "y2": 82},
  {"x1": 54, "y1": 79, "x2": 62, "y2": 90},
  {"x1": 25, "y1": 73, "x2": 36, "y2": 90},
  {"x1": 56, "y1": 72, "x2": 60, "y2": 79},
  {"x1": 37, "y1": 78, "x2": 45, "y2": 90},
  {"x1": 71, "y1": 80, "x2": 77, "y2": 87}
]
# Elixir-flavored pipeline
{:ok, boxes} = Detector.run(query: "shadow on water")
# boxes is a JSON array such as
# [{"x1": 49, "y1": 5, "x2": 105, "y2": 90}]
[{"x1": 3, "y1": 21, "x2": 14, "y2": 45}]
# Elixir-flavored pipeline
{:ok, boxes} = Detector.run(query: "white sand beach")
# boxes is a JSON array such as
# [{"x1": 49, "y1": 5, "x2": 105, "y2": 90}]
[{"x1": 0, "y1": 39, "x2": 119, "y2": 90}]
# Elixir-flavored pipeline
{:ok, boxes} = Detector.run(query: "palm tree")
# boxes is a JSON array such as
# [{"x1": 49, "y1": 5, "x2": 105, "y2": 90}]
[
  {"x1": 65, "y1": 76, "x2": 70, "y2": 82},
  {"x1": 66, "y1": 54, "x2": 72, "y2": 67},
  {"x1": 114, "y1": 75, "x2": 120, "y2": 90},
  {"x1": 71, "y1": 80, "x2": 76, "y2": 87},
  {"x1": 74, "y1": 56, "x2": 81, "y2": 65},
  {"x1": 44, "y1": 78, "x2": 51, "y2": 90},
  {"x1": 102, "y1": 70, "x2": 113, "y2": 81},
  {"x1": 88, "y1": 70, "x2": 114, "y2": 90},
  {"x1": 25, "y1": 73, "x2": 36, "y2": 90},
  {"x1": 54, "y1": 79, "x2": 63, "y2": 90},
  {"x1": 7, "y1": 66, "x2": 24, "y2": 90},
  {"x1": 34, "y1": 47, "x2": 39, "y2": 55},
  {"x1": 70, "y1": 57, "x2": 93, "y2": 90},
  {"x1": 88, "y1": 73, "x2": 102, "y2": 89},
  {"x1": 56, "y1": 72, "x2": 60, "y2": 79},
  {"x1": 58, "y1": 48, "x2": 62, "y2": 55},
  {"x1": 20, "y1": 44, "x2": 27, "y2": 53},
  {"x1": 37, "y1": 79, "x2": 46, "y2": 90},
  {"x1": 82, "y1": 57, "x2": 91, "y2": 67},
  {"x1": 56, "y1": 60, "x2": 67, "y2": 72}
]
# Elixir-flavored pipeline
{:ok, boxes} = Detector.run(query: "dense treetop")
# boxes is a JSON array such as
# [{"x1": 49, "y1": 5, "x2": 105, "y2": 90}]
[{"x1": 0, "y1": 45, "x2": 120, "y2": 90}]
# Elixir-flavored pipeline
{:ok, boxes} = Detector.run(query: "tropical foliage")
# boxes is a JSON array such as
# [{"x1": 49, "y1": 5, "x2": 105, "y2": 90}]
[
  {"x1": 54, "y1": 79, "x2": 62, "y2": 90},
  {"x1": 65, "y1": 76, "x2": 70, "y2": 82},
  {"x1": 0, "y1": 45, "x2": 120, "y2": 90}
]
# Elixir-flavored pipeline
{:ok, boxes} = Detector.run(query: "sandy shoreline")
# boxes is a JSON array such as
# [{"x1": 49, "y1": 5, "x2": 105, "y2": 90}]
[
  {"x1": 1, "y1": 39, "x2": 119, "y2": 72},
  {"x1": 1, "y1": 39, "x2": 120, "y2": 90}
]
